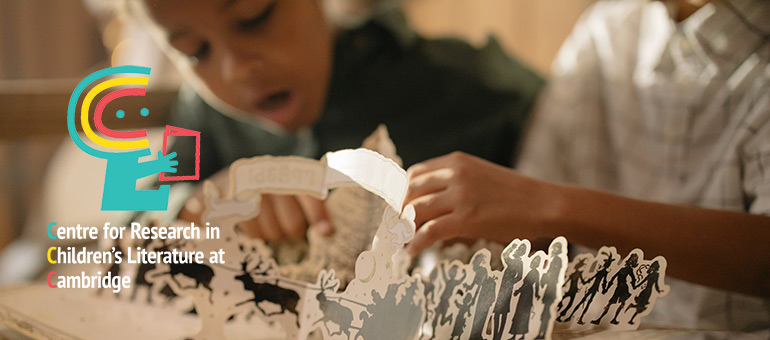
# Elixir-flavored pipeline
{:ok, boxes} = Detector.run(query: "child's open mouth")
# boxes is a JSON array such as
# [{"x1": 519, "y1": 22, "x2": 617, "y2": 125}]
[
  {"x1": 255, "y1": 90, "x2": 298, "y2": 127},
  {"x1": 258, "y1": 90, "x2": 291, "y2": 111}
]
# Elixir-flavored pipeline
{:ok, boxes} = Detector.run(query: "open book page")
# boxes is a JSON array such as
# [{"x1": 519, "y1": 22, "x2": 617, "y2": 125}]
[{"x1": 0, "y1": 285, "x2": 283, "y2": 340}]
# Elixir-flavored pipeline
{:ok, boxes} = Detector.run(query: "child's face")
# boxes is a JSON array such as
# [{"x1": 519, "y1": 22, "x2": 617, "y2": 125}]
[{"x1": 145, "y1": 0, "x2": 333, "y2": 131}]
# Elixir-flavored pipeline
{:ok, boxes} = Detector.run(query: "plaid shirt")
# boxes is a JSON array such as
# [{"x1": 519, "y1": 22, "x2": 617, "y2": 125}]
[{"x1": 518, "y1": 0, "x2": 770, "y2": 332}]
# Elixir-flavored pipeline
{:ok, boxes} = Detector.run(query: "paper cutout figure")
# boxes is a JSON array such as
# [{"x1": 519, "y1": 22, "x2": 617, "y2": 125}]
[
  {"x1": 627, "y1": 260, "x2": 664, "y2": 324},
  {"x1": 556, "y1": 258, "x2": 586, "y2": 322},
  {"x1": 451, "y1": 291, "x2": 474, "y2": 339},
  {"x1": 427, "y1": 262, "x2": 466, "y2": 339},
  {"x1": 422, "y1": 237, "x2": 567, "y2": 340},
  {"x1": 94, "y1": 222, "x2": 189, "y2": 310},
  {"x1": 156, "y1": 258, "x2": 215, "y2": 304},
  {"x1": 492, "y1": 240, "x2": 528, "y2": 340},
  {"x1": 422, "y1": 265, "x2": 440, "y2": 322},
  {"x1": 234, "y1": 254, "x2": 300, "y2": 325},
  {"x1": 537, "y1": 241, "x2": 566, "y2": 339},
  {"x1": 555, "y1": 247, "x2": 668, "y2": 332},
  {"x1": 510, "y1": 254, "x2": 541, "y2": 340},
  {"x1": 129, "y1": 238, "x2": 180, "y2": 305},
  {"x1": 356, "y1": 279, "x2": 424, "y2": 340},
  {"x1": 466, "y1": 251, "x2": 497, "y2": 339},
  {"x1": 280, "y1": 125, "x2": 400, "y2": 285},
  {"x1": 592, "y1": 253, "x2": 638, "y2": 325},
  {"x1": 562, "y1": 251, "x2": 615, "y2": 325},
  {"x1": 313, "y1": 271, "x2": 357, "y2": 337}
]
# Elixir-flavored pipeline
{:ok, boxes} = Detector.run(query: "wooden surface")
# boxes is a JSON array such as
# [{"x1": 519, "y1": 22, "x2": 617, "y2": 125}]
[{"x1": 0, "y1": 80, "x2": 177, "y2": 140}]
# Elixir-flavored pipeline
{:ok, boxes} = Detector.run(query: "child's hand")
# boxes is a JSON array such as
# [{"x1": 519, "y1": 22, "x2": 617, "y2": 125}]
[
  {"x1": 178, "y1": 166, "x2": 333, "y2": 240},
  {"x1": 157, "y1": 151, "x2": 179, "y2": 174},
  {"x1": 237, "y1": 194, "x2": 332, "y2": 240},
  {"x1": 403, "y1": 152, "x2": 563, "y2": 257}
]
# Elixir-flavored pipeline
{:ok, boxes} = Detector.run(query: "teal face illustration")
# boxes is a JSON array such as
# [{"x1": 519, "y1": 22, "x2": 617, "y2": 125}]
[{"x1": 67, "y1": 66, "x2": 178, "y2": 211}]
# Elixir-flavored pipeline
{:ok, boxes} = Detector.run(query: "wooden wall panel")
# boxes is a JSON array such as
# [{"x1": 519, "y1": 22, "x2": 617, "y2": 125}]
[{"x1": 402, "y1": 0, "x2": 596, "y2": 75}]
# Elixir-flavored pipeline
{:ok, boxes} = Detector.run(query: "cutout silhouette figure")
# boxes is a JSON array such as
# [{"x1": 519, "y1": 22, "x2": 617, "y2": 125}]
[
  {"x1": 450, "y1": 292, "x2": 474, "y2": 340},
  {"x1": 492, "y1": 241, "x2": 527, "y2": 340},
  {"x1": 234, "y1": 255, "x2": 300, "y2": 325},
  {"x1": 133, "y1": 238, "x2": 178, "y2": 304},
  {"x1": 396, "y1": 281, "x2": 424, "y2": 339},
  {"x1": 536, "y1": 242, "x2": 564, "y2": 339},
  {"x1": 422, "y1": 266, "x2": 438, "y2": 334},
  {"x1": 466, "y1": 252, "x2": 498, "y2": 339},
  {"x1": 556, "y1": 258, "x2": 586, "y2": 322},
  {"x1": 423, "y1": 266, "x2": 440, "y2": 322},
  {"x1": 565, "y1": 251, "x2": 615, "y2": 324},
  {"x1": 592, "y1": 253, "x2": 638, "y2": 325},
  {"x1": 509, "y1": 255, "x2": 542, "y2": 340},
  {"x1": 429, "y1": 263, "x2": 466, "y2": 340},
  {"x1": 313, "y1": 272, "x2": 356, "y2": 337},
  {"x1": 358, "y1": 280, "x2": 422, "y2": 340},
  {"x1": 626, "y1": 260, "x2": 663, "y2": 324}
]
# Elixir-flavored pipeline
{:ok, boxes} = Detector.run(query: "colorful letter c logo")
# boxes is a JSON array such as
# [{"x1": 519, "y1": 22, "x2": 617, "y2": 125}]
[
  {"x1": 47, "y1": 271, "x2": 57, "y2": 288},
  {"x1": 47, "y1": 222, "x2": 57, "y2": 239},
  {"x1": 47, "y1": 247, "x2": 57, "y2": 264}
]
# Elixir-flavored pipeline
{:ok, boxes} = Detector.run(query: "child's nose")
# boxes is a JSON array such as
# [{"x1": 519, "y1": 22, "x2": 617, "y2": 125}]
[{"x1": 220, "y1": 46, "x2": 265, "y2": 86}]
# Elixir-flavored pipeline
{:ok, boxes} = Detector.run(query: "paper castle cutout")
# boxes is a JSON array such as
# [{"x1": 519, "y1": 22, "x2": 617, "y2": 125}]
[{"x1": 109, "y1": 127, "x2": 668, "y2": 340}]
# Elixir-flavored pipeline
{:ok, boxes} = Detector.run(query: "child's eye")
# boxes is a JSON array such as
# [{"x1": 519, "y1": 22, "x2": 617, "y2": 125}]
[
  {"x1": 189, "y1": 42, "x2": 211, "y2": 65},
  {"x1": 236, "y1": 1, "x2": 276, "y2": 31}
]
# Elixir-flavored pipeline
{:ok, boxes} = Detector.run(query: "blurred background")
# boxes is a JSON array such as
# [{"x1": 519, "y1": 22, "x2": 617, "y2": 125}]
[{"x1": 0, "y1": 0, "x2": 594, "y2": 268}]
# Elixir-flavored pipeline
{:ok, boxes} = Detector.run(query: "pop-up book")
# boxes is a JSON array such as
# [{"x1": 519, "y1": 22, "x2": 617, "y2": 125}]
[{"x1": 0, "y1": 127, "x2": 668, "y2": 340}]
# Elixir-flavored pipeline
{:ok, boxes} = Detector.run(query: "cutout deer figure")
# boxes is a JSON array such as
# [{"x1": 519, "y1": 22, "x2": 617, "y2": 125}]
[
  {"x1": 314, "y1": 272, "x2": 358, "y2": 338},
  {"x1": 234, "y1": 254, "x2": 301, "y2": 326},
  {"x1": 152, "y1": 240, "x2": 214, "y2": 303}
]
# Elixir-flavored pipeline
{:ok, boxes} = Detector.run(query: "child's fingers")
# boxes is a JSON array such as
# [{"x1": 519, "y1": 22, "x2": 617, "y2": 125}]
[
  {"x1": 406, "y1": 214, "x2": 460, "y2": 257},
  {"x1": 235, "y1": 195, "x2": 327, "y2": 241},
  {"x1": 297, "y1": 195, "x2": 333, "y2": 236},
  {"x1": 406, "y1": 153, "x2": 457, "y2": 179},
  {"x1": 236, "y1": 219, "x2": 263, "y2": 239},
  {"x1": 272, "y1": 195, "x2": 308, "y2": 240},
  {"x1": 409, "y1": 191, "x2": 453, "y2": 227},
  {"x1": 255, "y1": 196, "x2": 285, "y2": 240},
  {"x1": 404, "y1": 168, "x2": 452, "y2": 205}
]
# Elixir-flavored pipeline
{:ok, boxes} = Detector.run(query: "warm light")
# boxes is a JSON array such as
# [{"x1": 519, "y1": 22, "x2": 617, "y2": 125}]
[{"x1": 111, "y1": 38, "x2": 135, "y2": 67}]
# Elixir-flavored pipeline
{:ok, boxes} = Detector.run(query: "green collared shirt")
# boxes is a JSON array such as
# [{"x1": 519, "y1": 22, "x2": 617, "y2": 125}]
[{"x1": 168, "y1": 9, "x2": 544, "y2": 180}]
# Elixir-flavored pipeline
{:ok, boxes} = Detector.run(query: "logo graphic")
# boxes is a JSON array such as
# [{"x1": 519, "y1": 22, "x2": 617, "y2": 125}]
[{"x1": 67, "y1": 65, "x2": 199, "y2": 211}]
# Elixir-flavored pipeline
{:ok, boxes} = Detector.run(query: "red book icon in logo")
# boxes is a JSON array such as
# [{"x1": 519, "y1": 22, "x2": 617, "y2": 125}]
[{"x1": 160, "y1": 125, "x2": 200, "y2": 181}]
